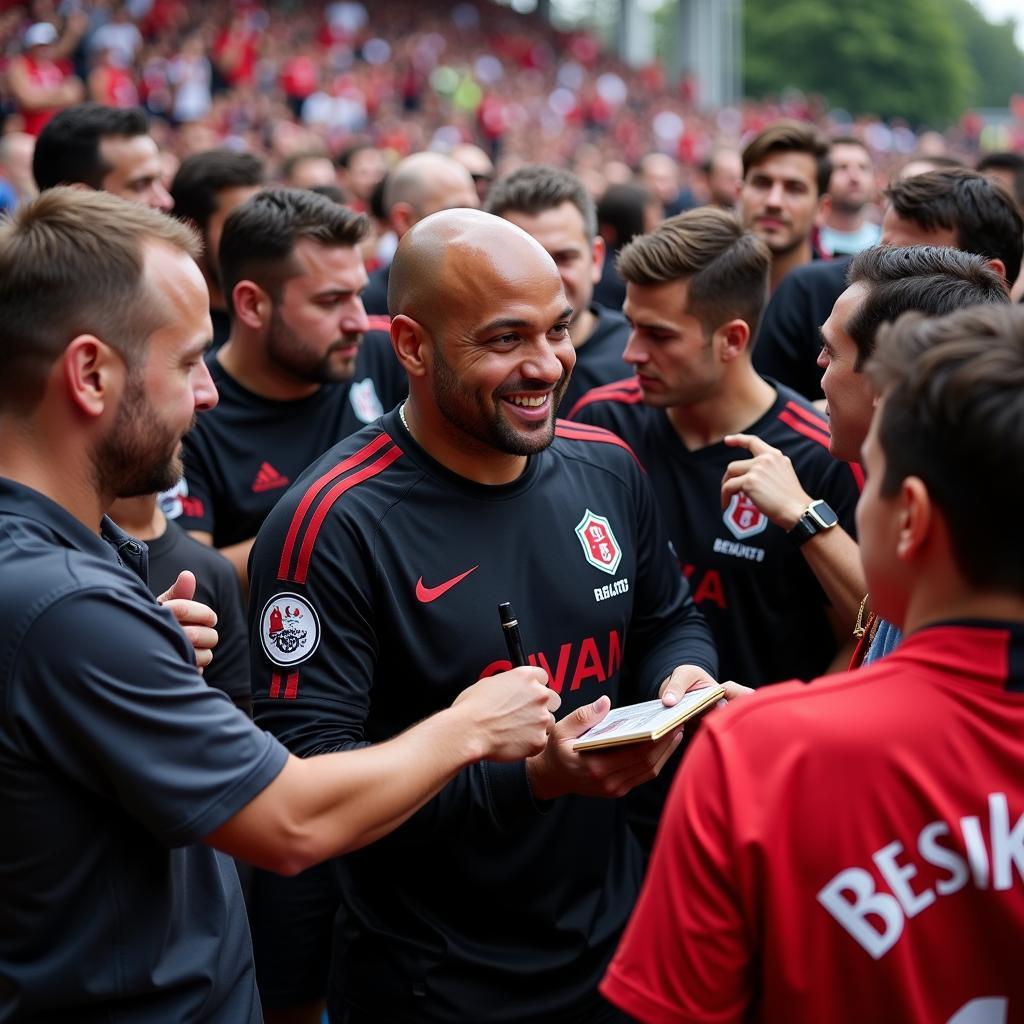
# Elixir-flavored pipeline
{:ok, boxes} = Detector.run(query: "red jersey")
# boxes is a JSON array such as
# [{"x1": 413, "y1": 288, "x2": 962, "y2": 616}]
[
  {"x1": 16, "y1": 54, "x2": 68, "y2": 136},
  {"x1": 602, "y1": 622, "x2": 1024, "y2": 1024}
]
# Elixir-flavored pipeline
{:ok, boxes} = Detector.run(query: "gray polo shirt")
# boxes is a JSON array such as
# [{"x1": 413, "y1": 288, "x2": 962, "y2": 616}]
[{"x1": 0, "y1": 479, "x2": 288, "y2": 1022}]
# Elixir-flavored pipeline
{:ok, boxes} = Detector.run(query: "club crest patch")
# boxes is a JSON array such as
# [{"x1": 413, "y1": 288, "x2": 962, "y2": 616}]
[
  {"x1": 723, "y1": 493, "x2": 768, "y2": 540},
  {"x1": 260, "y1": 592, "x2": 321, "y2": 667},
  {"x1": 349, "y1": 378, "x2": 383, "y2": 424},
  {"x1": 574, "y1": 509, "x2": 622, "y2": 575}
]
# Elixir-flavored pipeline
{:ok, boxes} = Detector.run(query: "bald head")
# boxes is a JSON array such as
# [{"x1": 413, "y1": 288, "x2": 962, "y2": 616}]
[
  {"x1": 383, "y1": 152, "x2": 479, "y2": 237},
  {"x1": 388, "y1": 208, "x2": 562, "y2": 330}
]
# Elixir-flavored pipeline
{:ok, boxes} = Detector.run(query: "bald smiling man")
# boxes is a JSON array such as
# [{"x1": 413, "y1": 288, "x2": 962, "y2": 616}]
[{"x1": 247, "y1": 209, "x2": 718, "y2": 1024}]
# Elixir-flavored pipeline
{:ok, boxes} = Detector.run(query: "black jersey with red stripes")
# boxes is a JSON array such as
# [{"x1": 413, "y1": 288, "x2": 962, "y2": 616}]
[
  {"x1": 163, "y1": 328, "x2": 406, "y2": 548},
  {"x1": 559, "y1": 303, "x2": 631, "y2": 415},
  {"x1": 570, "y1": 376, "x2": 862, "y2": 687},
  {"x1": 247, "y1": 408, "x2": 716, "y2": 1024}
]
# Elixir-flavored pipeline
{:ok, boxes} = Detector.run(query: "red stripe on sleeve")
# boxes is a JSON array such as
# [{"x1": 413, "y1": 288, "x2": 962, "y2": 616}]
[
  {"x1": 784, "y1": 400, "x2": 830, "y2": 433},
  {"x1": 848, "y1": 461, "x2": 865, "y2": 490},
  {"x1": 269, "y1": 673, "x2": 281, "y2": 698},
  {"x1": 277, "y1": 432, "x2": 394, "y2": 581},
  {"x1": 778, "y1": 409, "x2": 832, "y2": 450},
  {"x1": 283, "y1": 672, "x2": 300, "y2": 700},
  {"x1": 293, "y1": 443, "x2": 404, "y2": 584},
  {"x1": 567, "y1": 378, "x2": 643, "y2": 419},
  {"x1": 555, "y1": 422, "x2": 645, "y2": 470}
]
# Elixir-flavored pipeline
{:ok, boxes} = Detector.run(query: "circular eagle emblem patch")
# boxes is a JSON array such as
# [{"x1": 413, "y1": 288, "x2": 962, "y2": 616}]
[{"x1": 259, "y1": 592, "x2": 321, "y2": 667}]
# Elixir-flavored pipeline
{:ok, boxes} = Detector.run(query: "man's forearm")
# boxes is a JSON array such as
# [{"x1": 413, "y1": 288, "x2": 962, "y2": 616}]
[
  {"x1": 800, "y1": 525, "x2": 866, "y2": 628},
  {"x1": 205, "y1": 704, "x2": 489, "y2": 874}
]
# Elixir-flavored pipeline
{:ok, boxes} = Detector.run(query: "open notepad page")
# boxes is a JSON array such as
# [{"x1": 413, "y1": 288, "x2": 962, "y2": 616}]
[{"x1": 573, "y1": 685, "x2": 725, "y2": 751}]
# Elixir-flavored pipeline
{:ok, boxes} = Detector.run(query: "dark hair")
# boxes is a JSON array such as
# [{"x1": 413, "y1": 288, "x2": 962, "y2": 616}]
[
  {"x1": 884, "y1": 168, "x2": 1024, "y2": 284},
  {"x1": 741, "y1": 120, "x2": 831, "y2": 196},
  {"x1": 617, "y1": 206, "x2": 771, "y2": 340},
  {"x1": 280, "y1": 149, "x2": 333, "y2": 184},
  {"x1": 0, "y1": 187, "x2": 199, "y2": 413},
  {"x1": 866, "y1": 304, "x2": 1024, "y2": 592},
  {"x1": 597, "y1": 183, "x2": 653, "y2": 250},
  {"x1": 33, "y1": 103, "x2": 151, "y2": 191},
  {"x1": 844, "y1": 244, "x2": 1009, "y2": 369},
  {"x1": 335, "y1": 141, "x2": 376, "y2": 170},
  {"x1": 976, "y1": 151, "x2": 1024, "y2": 210},
  {"x1": 486, "y1": 164, "x2": 597, "y2": 240},
  {"x1": 219, "y1": 187, "x2": 369, "y2": 315},
  {"x1": 170, "y1": 149, "x2": 265, "y2": 234}
]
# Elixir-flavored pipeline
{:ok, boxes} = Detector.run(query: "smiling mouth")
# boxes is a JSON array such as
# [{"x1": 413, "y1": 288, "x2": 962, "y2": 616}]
[{"x1": 505, "y1": 394, "x2": 549, "y2": 408}]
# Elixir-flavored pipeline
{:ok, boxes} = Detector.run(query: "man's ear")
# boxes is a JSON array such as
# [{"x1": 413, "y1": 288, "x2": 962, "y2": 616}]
[
  {"x1": 62, "y1": 334, "x2": 124, "y2": 418},
  {"x1": 590, "y1": 234, "x2": 606, "y2": 282},
  {"x1": 816, "y1": 192, "x2": 832, "y2": 228},
  {"x1": 390, "y1": 203, "x2": 417, "y2": 238},
  {"x1": 231, "y1": 280, "x2": 271, "y2": 330},
  {"x1": 984, "y1": 256, "x2": 1007, "y2": 282},
  {"x1": 390, "y1": 314, "x2": 428, "y2": 378},
  {"x1": 714, "y1": 318, "x2": 751, "y2": 362},
  {"x1": 895, "y1": 476, "x2": 932, "y2": 562}
]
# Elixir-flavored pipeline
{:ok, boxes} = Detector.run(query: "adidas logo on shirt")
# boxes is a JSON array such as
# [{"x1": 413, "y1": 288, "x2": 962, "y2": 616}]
[{"x1": 252, "y1": 462, "x2": 290, "y2": 494}]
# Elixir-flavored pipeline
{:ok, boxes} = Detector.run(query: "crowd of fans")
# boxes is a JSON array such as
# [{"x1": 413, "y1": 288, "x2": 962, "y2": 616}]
[{"x1": 1, "y1": 0, "x2": 1022, "y2": 211}]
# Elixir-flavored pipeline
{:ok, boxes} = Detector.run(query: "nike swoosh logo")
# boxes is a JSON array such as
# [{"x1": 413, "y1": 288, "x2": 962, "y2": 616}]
[{"x1": 415, "y1": 565, "x2": 479, "y2": 603}]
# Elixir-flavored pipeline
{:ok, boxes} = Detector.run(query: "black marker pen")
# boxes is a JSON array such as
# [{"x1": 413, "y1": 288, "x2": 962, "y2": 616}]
[{"x1": 498, "y1": 602, "x2": 528, "y2": 667}]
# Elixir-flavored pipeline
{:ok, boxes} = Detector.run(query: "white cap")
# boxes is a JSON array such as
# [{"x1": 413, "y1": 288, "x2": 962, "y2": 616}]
[{"x1": 24, "y1": 22, "x2": 58, "y2": 48}]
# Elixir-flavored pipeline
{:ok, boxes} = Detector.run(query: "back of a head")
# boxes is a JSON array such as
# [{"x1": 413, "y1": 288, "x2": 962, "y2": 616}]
[
  {"x1": 976, "y1": 151, "x2": 1024, "y2": 211},
  {"x1": 170, "y1": 149, "x2": 265, "y2": 232},
  {"x1": 486, "y1": 164, "x2": 597, "y2": 240},
  {"x1": 846, "y1": 244, "x2": 1010, "y2": 369},
  {"x1": 383, "y1": 151, "x2": 473, "y2": 218},
  {"x1": 617, "y1": 206, "x2": 771, "y2": 338},
  {"x1": 884, "y1": 168, "x2": 1024, "y2": 284},
  {"x1": 33, "y1": 103, "x2": 150, "y2": 191},
  {"x1": 866, "y1": 304, "x2": 1024, "y2": 592},
  {"x1": 596, "y1": 184, "x2": 651, "y2": 250},
  {"x1": 0, "y1": 187, "x2": 198, "y2": 413},
  {"x1": 218, "y1": 187, "x2": 368, "y2": 315},
  {"x1": 741, "y1": 120, "x2": 831, "y2": 196}
]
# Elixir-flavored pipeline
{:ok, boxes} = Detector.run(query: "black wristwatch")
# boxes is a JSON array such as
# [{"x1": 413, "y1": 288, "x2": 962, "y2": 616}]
[{"x1": 788, "y1": 499, "x2": 839, "y2": 547}]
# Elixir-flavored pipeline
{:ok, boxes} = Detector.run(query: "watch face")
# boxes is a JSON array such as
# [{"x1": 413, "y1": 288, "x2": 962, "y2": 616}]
[{"x1": 809, "y1": 501, "x2": 839, "y2": 529}]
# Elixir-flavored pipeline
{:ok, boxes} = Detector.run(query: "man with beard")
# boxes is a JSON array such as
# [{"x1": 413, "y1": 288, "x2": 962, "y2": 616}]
[
  {"x1": 739, "y1": 120, "x2": 830, "y2": 294},
  {"x1": 247, "y1": 208, "x2": 718, "y2": 1024},
  {"x1": 0, "y1": 188, "x2": 558, "y2": 1022},
  {"x1": 167, "y1": 187, "x2": 406, "y2": 587}
]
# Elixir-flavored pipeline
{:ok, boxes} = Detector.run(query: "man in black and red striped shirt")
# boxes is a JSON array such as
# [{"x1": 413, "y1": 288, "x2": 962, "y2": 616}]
[
  {"x1": 570, "y1": 207, "x2": 861, "y2": 689},
  {"x1": 247, "y1": 208, "x2": 717, "y2": 1024}
]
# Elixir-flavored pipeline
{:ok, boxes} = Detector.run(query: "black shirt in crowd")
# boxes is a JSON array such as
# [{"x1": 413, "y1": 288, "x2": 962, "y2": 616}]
[
  {"x1": 145, "y1": 518, "x2": 251, "y2": 714},
  {"x1": 571, "y1": 377, "x2": 862, "y2": 687},
  {"x1": 247, "y1": 408, "x2": 716, "y2": 1024},
  {"x1": 752, "y1": 257, "x2": 851, "y2": 401},
  {"x1": 166, "y1": 330, "x2": 407, "y2": 547}
]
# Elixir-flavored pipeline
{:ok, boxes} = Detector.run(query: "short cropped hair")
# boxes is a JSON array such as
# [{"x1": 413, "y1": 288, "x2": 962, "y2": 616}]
[
  {"x1": 866, "y1": 304, "x2": 1024, "y2": 592},
  {"x1": 218, "y1": 187, "x2": 369, "y2": 314},
  {"x1": 976, "y1": 151, "x2": 1024, "y2": 209},
  {"x1": 170, "y1": 150, "x2": 265, "y2": 234},
  {"x1": 597, "y1": 183, "x2": 652, "y2": 249},
  {"x1": 0, "y1": 187, "x2": 199, "y2": 413},
  {"x1": 884, "y1": 168, "x2": 1023, "y2": 284},
  {"x1": 845, "y1": 245, "x2": 1009, "y2": 369},
  {"x1": 617, "y1": 206, "x2": 771, "y2": 339},
  {"x1": 33, "y1": 103, "x2": 151, "y2": 191},
  {"x1": 741, "y1": 120, "x2": 831, "y2": 197},
  {"x1": 486, "y1": 165, "x2": 597, "y2": 240}
]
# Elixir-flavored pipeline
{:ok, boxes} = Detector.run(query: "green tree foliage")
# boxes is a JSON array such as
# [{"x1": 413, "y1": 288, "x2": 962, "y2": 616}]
[
  {"x1": 742, "y1": 0, "x2": 976, "y2": 128},
  {"x1": 937, "y1": 0, "x2": 1024, "y2": 109}
]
